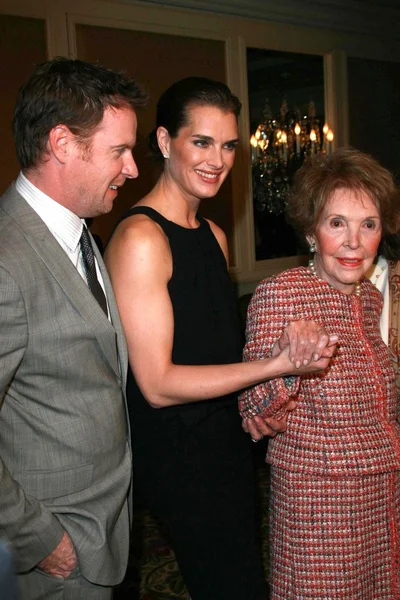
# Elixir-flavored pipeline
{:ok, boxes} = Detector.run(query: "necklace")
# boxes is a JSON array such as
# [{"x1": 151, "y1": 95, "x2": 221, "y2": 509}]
[{"x1": 308, "y1": 259, "x2": 361, "y2": 297}]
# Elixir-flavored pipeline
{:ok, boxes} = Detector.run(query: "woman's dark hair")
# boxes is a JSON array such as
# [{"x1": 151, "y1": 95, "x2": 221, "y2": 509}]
[
  {"x1": 148, "y1": 76, "x2": 242, "y2": 161},
  {"x1": 13, "y1": 56, "x2": 147, "y2": 170},
  {"x1": 286, "y1": 147, "x2": 400, "y2": 245}
]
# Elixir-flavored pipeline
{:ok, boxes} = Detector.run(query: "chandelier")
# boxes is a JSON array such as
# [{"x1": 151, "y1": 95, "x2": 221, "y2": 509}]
[{"x1": 250, "y1": 97, "x2": 334, "y2": 215}]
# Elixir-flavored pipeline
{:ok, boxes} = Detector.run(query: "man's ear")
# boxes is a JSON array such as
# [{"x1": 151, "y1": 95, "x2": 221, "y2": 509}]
[
  {"x1": 156, "y1": 126, "x2": 170, "y2": 159},
  {"x1": 47, "y1": 125, "x2": 73, "y2": 164}
]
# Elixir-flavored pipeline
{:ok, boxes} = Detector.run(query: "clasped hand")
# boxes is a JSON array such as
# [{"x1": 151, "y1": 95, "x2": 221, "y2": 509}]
[{"x1": 242, "y1": 320, "x2": 338, "y2": 441}]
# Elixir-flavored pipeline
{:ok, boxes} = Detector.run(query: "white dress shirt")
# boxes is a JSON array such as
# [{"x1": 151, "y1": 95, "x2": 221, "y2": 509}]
[{"x1": 15, "y1": 172, "x2": 109, "y2": 317}]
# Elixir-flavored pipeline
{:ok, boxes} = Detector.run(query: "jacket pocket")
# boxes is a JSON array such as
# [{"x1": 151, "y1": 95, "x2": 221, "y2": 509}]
[{"x1": 15, "y1": 463, "x2": 93, "y2": 501}]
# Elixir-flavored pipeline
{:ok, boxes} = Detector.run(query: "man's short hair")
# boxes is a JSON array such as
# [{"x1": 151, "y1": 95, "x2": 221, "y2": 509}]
[{"x1": 13, "y1": 57, "x2": 147, "y2": 170}]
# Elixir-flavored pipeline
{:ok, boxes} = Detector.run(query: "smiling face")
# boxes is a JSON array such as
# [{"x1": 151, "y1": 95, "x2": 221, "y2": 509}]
[
  {"x1": 160, "y1": 104, "x2": 239, "y2": 202},
  {"x1": 308, "y1": 188, "x2": 382, "y2": 294},
  {"x1": 67, "y1": 106, "x2": 138, "y2": 218}
]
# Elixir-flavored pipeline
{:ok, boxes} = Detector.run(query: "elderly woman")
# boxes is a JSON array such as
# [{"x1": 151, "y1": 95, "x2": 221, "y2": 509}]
[{"x1": 239, "y1": 148, "x2": 400, "y2": 599}]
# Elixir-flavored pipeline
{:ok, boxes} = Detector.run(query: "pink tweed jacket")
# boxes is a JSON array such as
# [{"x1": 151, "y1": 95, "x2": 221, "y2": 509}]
[{"x1": 239, "y1": 266, "x2": 400, "y2": 476}]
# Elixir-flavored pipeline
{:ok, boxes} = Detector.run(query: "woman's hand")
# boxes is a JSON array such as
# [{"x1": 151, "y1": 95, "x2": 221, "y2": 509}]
[
  {"x1": 240, "y1": 325, "x2": 337, "y2": 441},
  {"x1": 272, "y1": 321, "x2": 338, "y2": 368},
  {"x1": 242, "y1": 401, "x2": 297, "y2": 440},
  {"x1": 273, "y1": 342, "x2": 334, "y2": 378}
]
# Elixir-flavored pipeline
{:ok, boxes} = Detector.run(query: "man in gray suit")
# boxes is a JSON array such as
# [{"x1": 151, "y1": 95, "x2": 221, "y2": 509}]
[{"x1": 0, "y1": 57, "x2": 146, "y2": 599}]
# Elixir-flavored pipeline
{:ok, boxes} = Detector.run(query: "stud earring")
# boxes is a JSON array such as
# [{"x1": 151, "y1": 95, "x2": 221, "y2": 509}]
[
  {"x1": 163, "y1": 153, "x2": 169, "y2": 159},
  {"x1": 309, "y1": 241, "x2": 316, "y2": 253}
]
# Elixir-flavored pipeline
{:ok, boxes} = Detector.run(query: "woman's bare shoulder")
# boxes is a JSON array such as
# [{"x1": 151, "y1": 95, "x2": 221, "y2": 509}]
[{"x1": 109, "y1": 210, "x2": 168, "y2": 251}]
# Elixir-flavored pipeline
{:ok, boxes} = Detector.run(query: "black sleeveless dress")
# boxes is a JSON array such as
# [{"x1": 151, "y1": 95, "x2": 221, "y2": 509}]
[{"x1": 121, "y1": 207, "x2": 266, "y2": 599}]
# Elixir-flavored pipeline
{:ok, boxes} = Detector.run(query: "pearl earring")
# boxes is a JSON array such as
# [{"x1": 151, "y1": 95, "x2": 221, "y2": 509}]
[
  {"x1": 163, "y1": 153, "x2": 169, "y2": 159},
  {"x1": 309, "y1": 241, "x2": 316, "y2": 253}
]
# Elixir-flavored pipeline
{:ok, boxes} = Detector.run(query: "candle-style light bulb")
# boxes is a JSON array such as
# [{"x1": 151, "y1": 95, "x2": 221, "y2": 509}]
[
  {"x1": 258, "y1": 139, "x2": 268, "y2": 152},
  {"x1": 250, "y1": 134, "x2": 259, "y2": 162},
  {"x1": 294, "y1": 123, "x2": 301, "y2": 156},
  {"x1": 326, "y1": 129, "x2": 334, "y2": 156},
  {"x1": 310, "y1": 129, "x2": 316, "y2": 155},
  {"x1": 281, "y1": 131, "x2": 288, "y2": 162}
]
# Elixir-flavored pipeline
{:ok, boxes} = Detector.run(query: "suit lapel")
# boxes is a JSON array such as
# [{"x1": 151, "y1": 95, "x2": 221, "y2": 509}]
[{"x1": 1, "y1": 186, "x2": 123, "y2": 382}]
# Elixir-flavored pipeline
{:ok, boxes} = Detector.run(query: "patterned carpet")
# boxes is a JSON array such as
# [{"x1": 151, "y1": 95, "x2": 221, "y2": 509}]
[{"x1": 114, "y1": 442, "x2": 270, "y2": 600}]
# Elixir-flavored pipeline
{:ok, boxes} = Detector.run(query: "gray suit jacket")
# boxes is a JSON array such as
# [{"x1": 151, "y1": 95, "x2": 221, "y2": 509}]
[{"x1": 0, "y1": 184, "x2": 131, "y2": 586}]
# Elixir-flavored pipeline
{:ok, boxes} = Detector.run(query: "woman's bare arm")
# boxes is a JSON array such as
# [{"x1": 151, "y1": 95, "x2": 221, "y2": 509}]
[{"x1": 105, "y1": 217, "x2": 335, "y2": 408}]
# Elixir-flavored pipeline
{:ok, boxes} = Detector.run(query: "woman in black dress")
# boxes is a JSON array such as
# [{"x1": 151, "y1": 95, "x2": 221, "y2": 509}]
[{"x1": 105, "y1": 77, "x2": 337, "y2": 599}]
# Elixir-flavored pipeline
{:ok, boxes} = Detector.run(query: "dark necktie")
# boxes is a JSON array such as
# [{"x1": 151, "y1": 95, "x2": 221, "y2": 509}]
[{"x1": 80, "y1": 226, "x2": 108, "y2": 316}]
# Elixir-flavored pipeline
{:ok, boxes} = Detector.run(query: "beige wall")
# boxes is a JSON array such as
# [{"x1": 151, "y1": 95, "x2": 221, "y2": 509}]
[
  {"x1": 0, "y1": 14, "x2": 47, "y2": 188},
  {"x1": 75, "y1": 24, "x2": 235, "y2": 254},
  {"x1": 0, "y1": 0, "x2": 399, "y2": 293}
]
